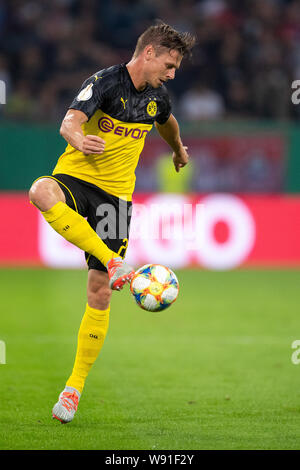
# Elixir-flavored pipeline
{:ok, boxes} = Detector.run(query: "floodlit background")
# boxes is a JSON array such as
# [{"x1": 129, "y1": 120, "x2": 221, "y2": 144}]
[{"x1": 0, "y1": 0, "x2": 299, "y2": 450}]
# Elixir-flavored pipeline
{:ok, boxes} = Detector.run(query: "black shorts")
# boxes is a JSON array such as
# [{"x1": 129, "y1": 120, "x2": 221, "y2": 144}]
[{"x1": 41, "y1": 173, "x2": 132, "y2": 272}]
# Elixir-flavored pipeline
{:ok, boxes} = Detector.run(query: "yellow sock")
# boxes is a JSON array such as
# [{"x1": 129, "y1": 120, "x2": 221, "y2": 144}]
[
  {"x1": 66, "y1": 303, "x2": 110, "y2": 393},
  {"x1": 41, "y1": 201, "x2": 115, "y2": 266}
]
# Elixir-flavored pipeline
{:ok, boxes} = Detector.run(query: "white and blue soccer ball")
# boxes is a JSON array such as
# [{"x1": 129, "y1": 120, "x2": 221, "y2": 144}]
[{"x1": 130, "y1": 264, "x2": 179, "y2": 312}]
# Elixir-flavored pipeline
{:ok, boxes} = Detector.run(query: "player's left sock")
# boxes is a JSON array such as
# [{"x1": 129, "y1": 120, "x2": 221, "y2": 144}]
[
  {"x1": 65, "y1": 303, "x2": 110, "y2": 394},
  {"x1": 41, "y1": 201, "x2": 116, "y2": 266}
]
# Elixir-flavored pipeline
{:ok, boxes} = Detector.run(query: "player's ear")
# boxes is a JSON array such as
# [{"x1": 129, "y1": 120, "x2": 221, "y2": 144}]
[{"x1": 144, "y1": 45, "x2": 155, "y2": 61}]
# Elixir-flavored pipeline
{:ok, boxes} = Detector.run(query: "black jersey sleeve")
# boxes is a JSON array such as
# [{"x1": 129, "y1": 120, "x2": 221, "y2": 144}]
[
  {"x1": 68, "y1": 74, "x2": 104, "y2": 120},
  {"x1": 155, "y1": 87, "x2": 172, "y2": 125}
]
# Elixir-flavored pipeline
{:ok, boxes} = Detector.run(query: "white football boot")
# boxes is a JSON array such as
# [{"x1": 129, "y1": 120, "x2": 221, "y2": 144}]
[
  {"x1": 107, "y1": 257, "x2": 135, "y2": 290},
  {"x1": 52, "y1": 386, "x2": 80, "y2": 424}
]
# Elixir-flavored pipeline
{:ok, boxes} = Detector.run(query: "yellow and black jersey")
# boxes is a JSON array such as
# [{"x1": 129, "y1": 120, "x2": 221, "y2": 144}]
[{"x1": 53, "y1": 63, "x2": 172, "y2": 200}]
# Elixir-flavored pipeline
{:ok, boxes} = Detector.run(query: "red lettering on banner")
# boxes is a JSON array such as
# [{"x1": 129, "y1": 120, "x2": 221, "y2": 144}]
[
  {"x1": 214, "y1": 220, "x2": 230, "y2": 244},
  {"x1": 1, "y1": 193, "x2": 300, "y2": 268}
]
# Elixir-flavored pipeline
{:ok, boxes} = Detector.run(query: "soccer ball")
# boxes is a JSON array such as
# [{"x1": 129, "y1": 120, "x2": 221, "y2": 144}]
[{"x1": 130, "y1": 264, "x2": 179, "y2": 312}]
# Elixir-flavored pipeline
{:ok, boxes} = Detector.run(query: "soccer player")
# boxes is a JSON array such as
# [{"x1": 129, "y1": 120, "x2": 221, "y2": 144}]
[{"x1": 29, "y1": 22, "x2": 195, "y2": 423}]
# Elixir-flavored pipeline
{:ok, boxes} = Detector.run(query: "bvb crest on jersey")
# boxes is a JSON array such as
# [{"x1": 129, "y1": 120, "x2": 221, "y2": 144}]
[{"x1": 147, "y1": 100, "x2": 157, "y2": 117}]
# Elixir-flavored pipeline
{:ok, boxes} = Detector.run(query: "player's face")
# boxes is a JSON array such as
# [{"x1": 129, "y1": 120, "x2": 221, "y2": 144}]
[{"x1": 145, "y1": 48, "x2": 183, "y2": 88}]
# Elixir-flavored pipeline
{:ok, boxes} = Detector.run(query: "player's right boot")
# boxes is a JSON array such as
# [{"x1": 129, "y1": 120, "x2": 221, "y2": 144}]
[
  {"x1": 52, "y1": 386, "x2": 80, "y2": 424},
  {"x1": 107, "y1": 257, "x2": 135, "y2": 290}
]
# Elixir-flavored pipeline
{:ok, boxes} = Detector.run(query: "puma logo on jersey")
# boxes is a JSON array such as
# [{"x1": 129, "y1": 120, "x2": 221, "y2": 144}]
[{"x1": 120, "y1": 97, "x2": 128, "y2": 109}]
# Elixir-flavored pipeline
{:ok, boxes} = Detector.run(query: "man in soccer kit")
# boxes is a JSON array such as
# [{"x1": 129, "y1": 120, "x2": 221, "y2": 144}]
[{"x1": 29, "y1": 22, "x2": 195, "y2": 423}]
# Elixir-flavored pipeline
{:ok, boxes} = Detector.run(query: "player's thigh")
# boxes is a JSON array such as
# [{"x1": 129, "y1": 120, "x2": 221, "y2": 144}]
[
  {"x1": 29, "y1": 177, "x2": 66, "y2": 211},
  {"x1": 89, "y1": 193, "x2": 131, "y2": 258},
  {"x1": 87, "y1": 269, "x2": 111, "y2": 310},
  {"x1": 83, "y1": 188, "x2": 131, "y2": 274}
]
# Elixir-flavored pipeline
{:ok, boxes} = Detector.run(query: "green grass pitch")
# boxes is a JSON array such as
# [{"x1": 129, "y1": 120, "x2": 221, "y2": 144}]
[{"x1": 0, "y1": 268, "x2": 299, "y2": 450}]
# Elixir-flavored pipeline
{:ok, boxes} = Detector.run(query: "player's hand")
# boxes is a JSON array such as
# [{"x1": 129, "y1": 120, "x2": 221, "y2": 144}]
[
  {"x1": 81, "y1": 135, "x2": 105, "y2": 155},
  {"x1": 173, "y1": 145, "x2": 189, "y2": 173}
]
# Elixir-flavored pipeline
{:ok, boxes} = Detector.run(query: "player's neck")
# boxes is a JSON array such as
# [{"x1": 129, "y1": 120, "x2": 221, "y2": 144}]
[{"x1": 126, "y1": 60, "x2": 148, "y2": 92}]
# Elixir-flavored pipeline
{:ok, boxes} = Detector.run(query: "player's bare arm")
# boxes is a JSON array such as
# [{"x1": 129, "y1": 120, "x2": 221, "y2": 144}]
[
  {"x1": 60, "y1": 109, "x2": 105, "y2": 155},
  {"x1": 155, "y1": 113, "x2": 189, "y2": 172}
]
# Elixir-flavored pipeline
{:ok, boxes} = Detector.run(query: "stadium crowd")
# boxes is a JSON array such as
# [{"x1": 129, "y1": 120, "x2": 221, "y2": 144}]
[{"x1": 1, "y1": 0, "x2": 299, "y2": 122}]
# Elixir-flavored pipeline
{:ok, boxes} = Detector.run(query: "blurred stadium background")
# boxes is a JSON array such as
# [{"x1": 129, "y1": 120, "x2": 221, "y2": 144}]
[{"x1": 0, "y1": 0, "x2": 300, "y2": 450}]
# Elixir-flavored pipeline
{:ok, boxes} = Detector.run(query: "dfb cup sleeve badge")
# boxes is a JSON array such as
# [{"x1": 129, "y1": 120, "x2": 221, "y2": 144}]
[
  {"x1": 147, "y1": 100, "x2": 157, "y2": 117},
  {"x1": 76, "y1": 83, "x2": 93, "y2": 101}
]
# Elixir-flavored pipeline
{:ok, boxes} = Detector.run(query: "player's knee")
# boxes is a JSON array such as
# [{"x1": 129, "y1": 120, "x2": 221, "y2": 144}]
[
  {"x1": 87, "y1": 275, "x2": 111, "y2": 310},
  {"x1": 29, "y1": 178, "x2": 65, "y2": 211},
  {"x1": 88, "y1": 288, "x2": 111, "y2": 310}
]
